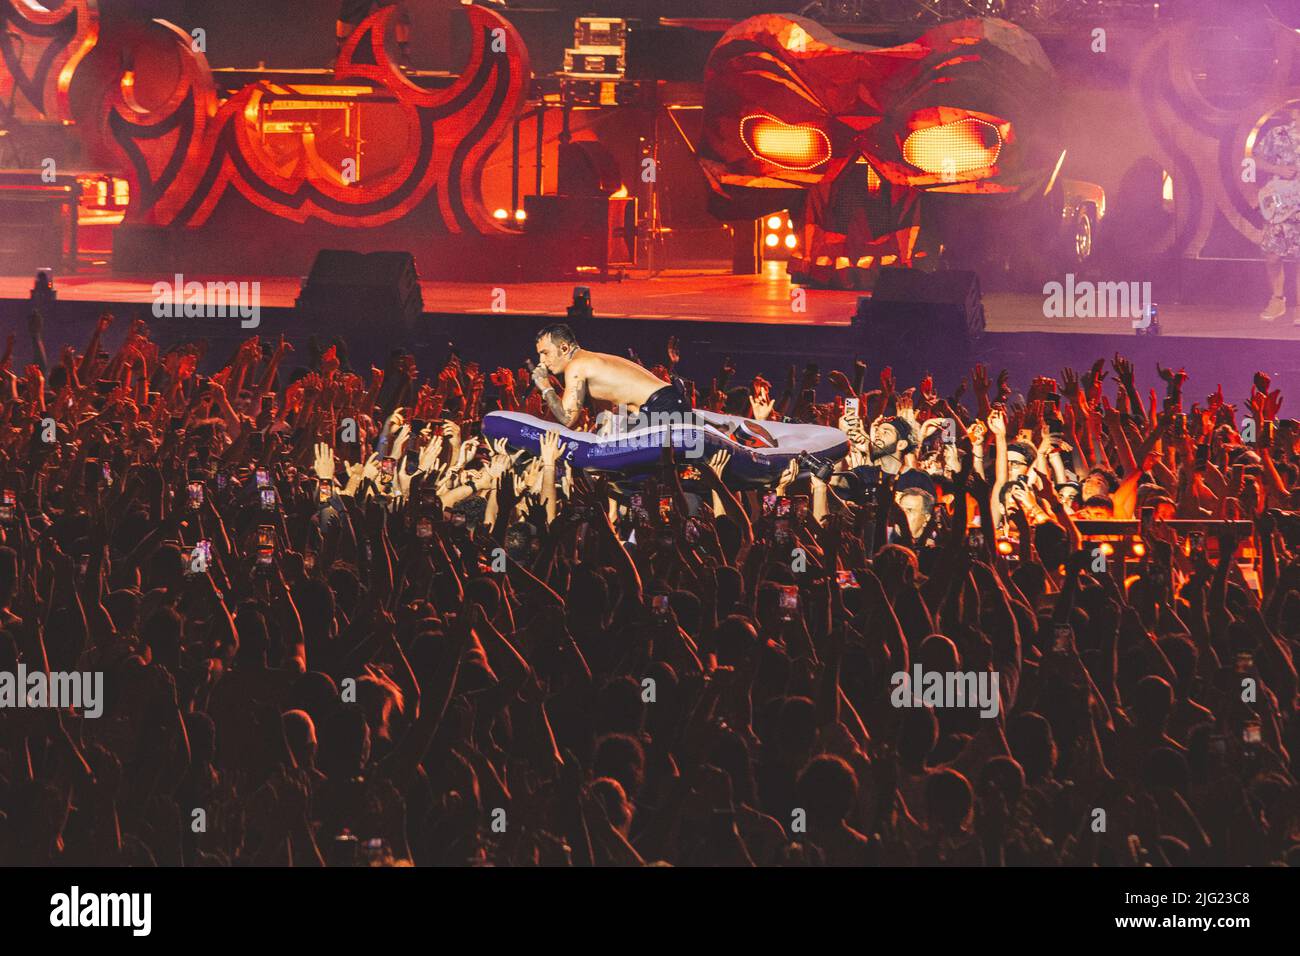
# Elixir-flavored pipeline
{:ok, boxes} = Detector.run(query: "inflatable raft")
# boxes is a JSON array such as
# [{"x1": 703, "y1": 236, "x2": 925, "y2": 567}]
[{"x1": 483, "y1": 409, "x2": 849, "y2": 487}]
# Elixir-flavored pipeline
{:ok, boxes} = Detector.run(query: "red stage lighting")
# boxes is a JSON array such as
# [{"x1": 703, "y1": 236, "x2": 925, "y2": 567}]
[
  {"x1": 902, "y1": 118, "x2": 1003, "y2": 177},
  {"x1": 740, "y1": 115, "x2": 831, "y2": 170}
]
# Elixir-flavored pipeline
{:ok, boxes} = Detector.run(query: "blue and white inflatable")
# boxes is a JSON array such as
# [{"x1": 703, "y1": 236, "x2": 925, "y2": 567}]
[{"x1": 483, "y1": 409, "x2": 849, "y2": 487}]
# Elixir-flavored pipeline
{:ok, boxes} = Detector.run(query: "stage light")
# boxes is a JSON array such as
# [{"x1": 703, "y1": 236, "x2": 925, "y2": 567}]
[
  {"x1": 784, "y1": 234, "x2": 797, "y2": 249},
  {"x1": 996, "y1": 538, "x2": 1014, "y2": 556},
  {"x1": 514, "y1": 209, "x2": 527, "y2": 221},
  {"x1": 767, "y1": 215, "x2": 782, "y2": 230},
  {"x1": 567, "y1": 286, "x2": 593, "y2": 319},
  {"x1": 903, "y1": 118, "x2": 1002, "y2": 176},
  {"x1": 1099, "y1": 541, "x2": 1115, "y2": 557},
  {"x1": 493, "y1": 208, "x2": 508, "y2": 220},
  {"x1": 740, "y1": 115, "x2": 831, "y2": 170},
  {"x1": 765, "y1": 233, "x2": 779, "y2": 248},
  {"x1": 1132, "y1": 539, "x2": 1147, "y2": 558},
  {"x1": 1136, "y1": 303, "x2": 1160, "y2": 337}
]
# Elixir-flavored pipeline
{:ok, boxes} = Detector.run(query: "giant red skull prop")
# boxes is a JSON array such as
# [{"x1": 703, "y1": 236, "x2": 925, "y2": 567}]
[{"x1": 699, "y1": 15, "x2": 1063, "y2": 287}]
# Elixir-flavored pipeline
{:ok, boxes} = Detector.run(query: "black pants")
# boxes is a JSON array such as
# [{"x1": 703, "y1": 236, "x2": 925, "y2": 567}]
[{"x1": 641, "y1": 384, "x2": 691, "y2": 417}]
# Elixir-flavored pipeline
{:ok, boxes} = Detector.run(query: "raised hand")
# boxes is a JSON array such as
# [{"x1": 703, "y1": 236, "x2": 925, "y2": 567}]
[
  {"x1": 1087, "y1": 358, "x2": 1108, "y2": 388},
  {"x1": 750, "y1": 391, "x2": 776, "y2": 421},
  {"x1": 530, "y1": 361, "x2": 552, "y2": 393},
  {"x1": 918, "y1": 374, "x2": 939, "y2": 408},
  {"x1": 418, "y1": 433, "x2": 444, "y2": 474},
  {"x1": 313, "y1": 442, "x2": 336, "y2": 482},
  {"x1": 1249, "y1": 377, "x2": 1284, "y2": 423},
  {"x1": 776, "y1": 457, "x2": 798, "y2": 494},
  {"x1": 389, "y1": 422, "x2": 413, "y2": 463},
  {"x1": 1061, "y1": 366, "x2": 1079, "y2": 398},
  {"x1": 706, "y1": 449, "x2": 731, "y2": 479},
  {"x1": 827, "y1": 369, "x2": 854, "y2": 395},
  {"x1": 839, "y1": 410, "x2": 867, "y2": 443},
  {"x1": 995, "y1": 369, "x2": 1012, "y2": 403},
  {"x1": 895, "y1": 390, "x2": 914, "y2": 420},
  {"x1": 1112, "y1": 352, "x2": 1135, "y2": 387},
  {"x1": 455, "y1": 436, "x2": 481, "y2": 470},
  {"x1": 539, "y1": 429, "x2": 566, "y2": 468},
  {"x1": 1156, "y1": 363, "x2": 1186, "y2": 388}
]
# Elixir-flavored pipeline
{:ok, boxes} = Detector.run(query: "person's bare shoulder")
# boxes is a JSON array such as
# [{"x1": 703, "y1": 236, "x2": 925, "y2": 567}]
[{"x1": 567, "y1": 351, "x2": 597, "y2": 375}]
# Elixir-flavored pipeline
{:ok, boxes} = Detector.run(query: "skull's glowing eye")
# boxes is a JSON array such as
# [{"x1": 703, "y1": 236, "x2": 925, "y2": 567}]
[
  {"x1": 902, "y1": 118, "x2": 1003, "y2": 176},
  {"x1": 740, "y1": 115, "x2": 831, "y2": 170}
]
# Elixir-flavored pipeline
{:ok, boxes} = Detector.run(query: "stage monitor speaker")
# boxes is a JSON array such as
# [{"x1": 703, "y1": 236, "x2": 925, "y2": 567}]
[
  {"x1": 296, "y1": 250, "x2": 423, "y2": 327},
  {"x1": 868, "y1": 267, "x2": 984, "y2": 340},
  {"x1": 861, "y1": 267, "x2": 984, "y2": 377}
]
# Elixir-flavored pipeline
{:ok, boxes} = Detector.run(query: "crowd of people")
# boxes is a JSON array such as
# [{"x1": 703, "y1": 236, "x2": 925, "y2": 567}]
[{"x1": 0, "y1": 309, "x2": 1297, "y2": 867}]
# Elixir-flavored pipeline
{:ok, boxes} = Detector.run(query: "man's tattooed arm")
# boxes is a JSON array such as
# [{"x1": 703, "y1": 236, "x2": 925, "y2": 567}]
[{"x1": 545, "y1": 373, "x2": 586, "y2": 428}]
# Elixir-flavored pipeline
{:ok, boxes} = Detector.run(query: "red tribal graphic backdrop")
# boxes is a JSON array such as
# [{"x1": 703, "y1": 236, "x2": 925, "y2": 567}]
[
  {"x1": 102, "y1": 3, "x2": 528, "y2": 234},
  {"x1": 0, "y1": 0, "x2": 98, "y2": 123}
]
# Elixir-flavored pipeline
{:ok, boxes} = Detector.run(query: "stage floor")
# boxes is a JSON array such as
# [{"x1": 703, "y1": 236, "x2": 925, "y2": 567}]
[{"x1": 0, "y1": 266, "x2": 1290, "y2": 339}]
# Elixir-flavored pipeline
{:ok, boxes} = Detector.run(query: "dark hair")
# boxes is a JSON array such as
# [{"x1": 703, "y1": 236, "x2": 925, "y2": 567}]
[
  {"x1": 881, "y1": 415, "x2": 914, "y2": 447},
  {"x1": 796, "y1": 755, "x2": 859, "y2": 824},
  {"x1": 1007, "y1": 441, "x2": 1036, "y2": 464},
  {"x1": 535, "y1": 323, "x2": 578, "y2": 348},
  {"x1": 724, "y1": 386, "x2": 750, "y2": 416},
  {"x1": 1086, "y1": 467, "x2": 1121, "y2": 493}
]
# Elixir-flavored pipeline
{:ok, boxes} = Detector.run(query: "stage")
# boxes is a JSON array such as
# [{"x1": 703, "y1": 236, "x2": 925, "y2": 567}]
[
  {"x1": 3, "y1": 268, "x2": 1299, "y2": 405},
  {"x1": 0, "y1": 266, "x2": 1292, "y2": 338}
]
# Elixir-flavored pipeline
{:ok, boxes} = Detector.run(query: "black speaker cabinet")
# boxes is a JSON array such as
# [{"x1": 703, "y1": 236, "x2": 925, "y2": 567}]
[{"x1": 296, "y1": 250, "x2": 423, "y2": 327}]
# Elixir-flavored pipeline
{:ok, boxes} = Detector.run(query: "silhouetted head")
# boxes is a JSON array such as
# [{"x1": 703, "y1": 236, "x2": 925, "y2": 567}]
[
  {"x1": 925, "y1": 768, "x2": 974, "y2": 833},
  {"x1": 795, "y1": 755, "x2": 859, "y2": 829}
]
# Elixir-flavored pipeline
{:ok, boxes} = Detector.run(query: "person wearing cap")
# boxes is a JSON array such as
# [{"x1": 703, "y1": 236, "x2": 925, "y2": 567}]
[{"x1": 867, "y1": 414, "x2": 915, "y2": 476}]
